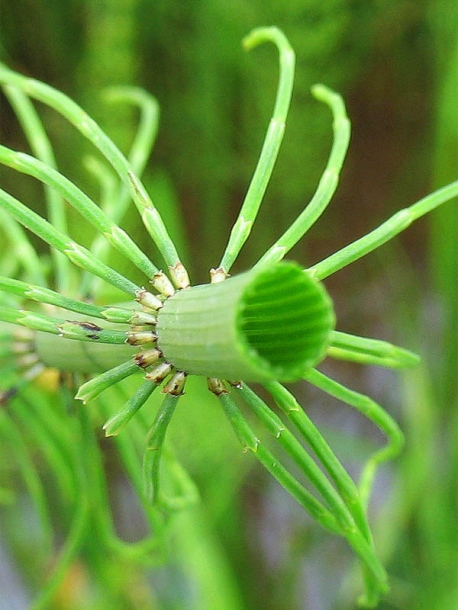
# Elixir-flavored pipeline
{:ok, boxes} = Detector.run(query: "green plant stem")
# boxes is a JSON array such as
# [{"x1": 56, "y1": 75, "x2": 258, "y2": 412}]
[
  {"x1": 0, "y1": 187, "x2": 145, "y2": 297},
  {"x1": 0, "y1": 210, "x2": 46, "y2": 285},
  {"x1": 257, "y1": 84, "x2": 351, "y2": 267},
  {"x1": 304, "y1": 369, "x2": 405, "y2": 509},
  {"x1": 157, "y1": 262, "x2": 334, "y2": 382},
  {"x1": 0, "y1": 276, "x2": 125, "y2": 321},
  {"x1": 83, "y1": 86, "x2": 160, "y2": 294},
  {"x1": 0, "y1": 414, "x2": 54, "y2": 553},
  {"x1": 30, "y1": 499, "x2": 89, "y2": 610},
  {"x1": 219, "y1": 27, "x2": 295, "y2": 271},
  {"x1": 96, "y1": 392, "x2": 167, "y2": 558},
  {"x1": 16, "y1": 310, "x2": 131, "y2": 344},
  {"x1": 329, "y1": 331, "x2": 420, "y2": 368},
  {"x1": 0, "y1": 63, "x2": 182, "y2": 271},
  {"x1": 3, "y1": 84, "x2": 71, "y2": 292},
  {"x1": 238, "y1": 383, "x2": 364, "y2": 531},
  {"x1": 313, "y1": 180, "x2": 458, "y2": 279},
  {"x1": 0, "y1": 144, "x2": 160, "y2": 279},
  {"x1": 265, "y1": 381, "x2": 371, "y2": 539},
  {"x1": 75, "y1": 360, "x2": 140, "y2": 402},
  {"x1": 104, "y1": 380, "x2": 158, "y2": 436},
  {"x1": 143, "y1": 393, "x2": 180, "y2": 504},
  {"x1": 217, "y1": 390, "x2": 339, "y2": 533}
]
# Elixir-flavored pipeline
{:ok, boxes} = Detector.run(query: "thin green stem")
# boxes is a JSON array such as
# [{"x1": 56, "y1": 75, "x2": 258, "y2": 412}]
[
  {"x1": 304, "y1": 368, "x2": 405, "y2": 510},
  {"x1": 0, "y1": 63, "x2": 182, "y2": 271},
  {"x1": 221, "y1": 386, "x2": 387, "y2": 600},
  {"x1": 219, "y1": 27, "x2": 295, "y2": 271},
  {"x1": 0, "y1": 187, "x2": 143, "y2": 297},
  {"x1": 0, "y1": 144, "x2": 160, "y2": 279},
  {"x1": 30, "y1": 499, "x2": 89, "y2": 610},
  {"x1": 101, "y1": 86, "x2": 160, "y2": 218},
  {"x1": 328, "y1": 331, "x2": 421, "y2": 368},
  {"x1": 82, "y1": 86, "x2": 160, "y2": 296},
  {"x1": 15, "y1": 309, "x2": 131, "y2": 344},
  {"x1": 257, "y1": 84, "x2": 351, "y2": 267},
  {"x1": 2, "y1": 84, "x2": 71, "y2": 292},
  {"x1": 143, "y1": 393, "x2": 180, "y2": 504},
  {"x1": 79, "y1": 395, "x2": 162, "y2": 562},
  {"x1": 238, "y1": 383, "x2": 360, "y2": 531},
  {"x1": 9, "y1": 391, "x2": 75, "y2": 501},
  {"x1": 0, "y1": 275, "x2": 126, "y2": 321},
  {"x1": 104, "y1": 379, "x2": 158, "y2": 436},
  {"x1": 75, "y1": 360, "x2": 141, "y2": 402},
  {"x1": 96, "y1": 392, "x2": 167, "y2": 556},
  {"x1": 0, "y1": 414, "x2": 54, "y2": 553},
  {"x1": 217, "y1": 390, "x2": 340, "y2": 534},
  {"x1": 265, "y1": 381, "x2": 371, "y2": 539},
  {"x1": 312, "y1": 181, "x2": 458, "y2": 279},
  {"x1": 0, "y1": 210, "x2": 46, "y2": 285}
]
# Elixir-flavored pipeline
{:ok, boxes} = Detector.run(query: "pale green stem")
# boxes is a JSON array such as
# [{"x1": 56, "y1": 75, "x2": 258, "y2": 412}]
[
  {"x1": 264, "y1": 381, "x2": 371, "y2": 540},
  {"x1": 101, "y1": 86, "x2": 160, "y2": 219},
  {"x1": 96, "y1": 392, "x2": 167, "y2": 555},
  {"x1": 329, "y1": 330, "x2": 420, "y2": 368},
  {"x1": 2, "y1": 84, "x2": 71, "y2": 292},
  {"x1": 221, "y1": 388, "x2": 387, "y2": 605},
  {"x1": 0, "y1": 415, "x2": 54, "y2": 553},
  {"x1": 76, "y1": 360, "x2": 141, "y2": 402},
  {"x1": 143, "y1": 393, "x2": 180, "y2": 504},
  {"x1": 83, "y1": 87, "x2": 160, "y2": 296},
  {"x1": 0, "y1": 275, "x2": 118, "y2": 320},
  {"x1": 312, "y1": 181, "x2": 458, "y2": 279},
  {"x1": 216, "y1": 390, "x2": 340, "y2": 534},
  {"x1": 10, "y1": 392, "x2": 75, "y2": 500},
  {"x1": 219, "y1": 27, "x2": 295, "y2": 271},
  {"x1": 257, "y1": 84, "x2": 351, "y2": 266},
  {"x1": 104, "y1": 380, "x2": 158, "y2": 436},
  {"x1": 238, "y1": 383, "x2": 364, "y2": 532},
  {"x1": 0, "y1": 187, "x2": 143, "y2": 297},
  {"x1": 80, "y1": 395, "x2": 162, "y2": 561},
  {"x1": 0, "y1": 144, "x2": 160, "y2": 279},
  {"x1": 0, "y1": 63, "x2": 182, "y2": 271},
  {"x1": 157, "y1": 262, "x2": 334, "y2": 382},
  {"x1": 0, "y1": 210, "x2": 46, "y2": 285},
  {"x1": 303, "y1": 368, "x2": 405, "y2": 510}
]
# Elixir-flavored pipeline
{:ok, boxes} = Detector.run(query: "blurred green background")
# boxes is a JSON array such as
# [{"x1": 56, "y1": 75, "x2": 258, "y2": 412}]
[{"x1": 0, "y1": 1, "x2": 457, "y2": 609}]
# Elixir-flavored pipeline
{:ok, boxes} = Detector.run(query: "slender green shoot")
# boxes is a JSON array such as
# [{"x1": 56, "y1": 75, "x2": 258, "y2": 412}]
[
  {"x1": 76, "y1": 360, "x2": 141, "y2": 403},
  {"x1": 303, "y1": 368, "x2": 405, "y2": 509},
  {"x1": 0, "y1": 210, "x2": 46, "y2": 285},
  {"x1": 312, "y1": 180, "x2": 458, "y2": 279},
  {"x1": 219, "y1": 27, "x2": 295, "y2": 272},
  {"x1": 237, "y1": 383, "x2": 366, "y2": 533},
  {"x1": 216, "y1": 389, "x2": 340, "y2": 534},
  {"x1": 329, "y1": 331, "x2": 421, "y2": 368},
  {"x1": 143, "y1": 393, "x2": 180, "y2": 504},
  {"x1": 0, "y1": 187, "x2": 148, "y2": 299},
  {"x1": 2, "y1": 84, "x2": 71, "y2": 292},
  {"x1": 0, "y1": 144, "x2": 161, "y2": 280},
  {"x1": 82, "y1": 86, "x2": 160, "y2": 294},
  {"x1": 104, "y1": 379, "x2": 158, "y2": 436},
  {"x1": 264, "y1": 381, "x2": 371, "y2": 538},
  {"x1": 257, "y1": 84, "x2": 351, "y2": 266},
  {"x1": 0, "y1": 62, "x2": 182, "y2": 272}
]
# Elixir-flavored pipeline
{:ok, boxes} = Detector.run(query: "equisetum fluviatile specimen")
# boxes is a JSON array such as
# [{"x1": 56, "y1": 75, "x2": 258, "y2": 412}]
[{"x1": 1, "y1": 26, "x2": 457, "y2": 608}]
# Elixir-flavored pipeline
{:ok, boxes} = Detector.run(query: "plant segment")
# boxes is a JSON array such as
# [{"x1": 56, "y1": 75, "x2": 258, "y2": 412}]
[{"x1": 1, "y1": 27, "x2": 457, "y2": 608}]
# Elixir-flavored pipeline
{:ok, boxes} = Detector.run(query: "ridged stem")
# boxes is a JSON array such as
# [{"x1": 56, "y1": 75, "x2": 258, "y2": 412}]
[{"x1": 157, "y1": 262, "x2": 335, "y2": 382}]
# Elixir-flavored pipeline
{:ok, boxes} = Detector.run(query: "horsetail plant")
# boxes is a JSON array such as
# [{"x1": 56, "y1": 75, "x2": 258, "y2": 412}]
[{"x1": 0, "y1": 27, "x2": 457, "y2": 608}]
